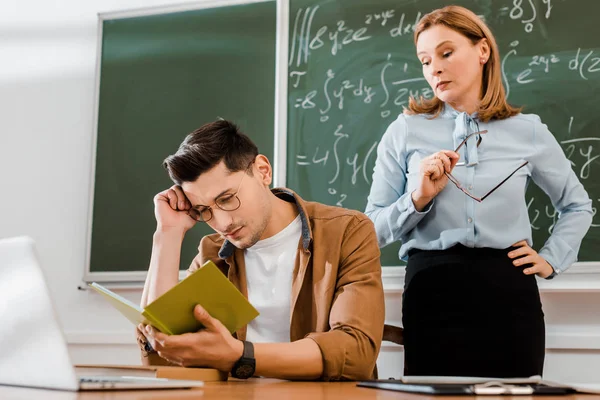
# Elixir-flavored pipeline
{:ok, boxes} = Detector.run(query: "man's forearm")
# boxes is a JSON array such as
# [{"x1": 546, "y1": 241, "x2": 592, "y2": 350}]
[
  {"x1": 253, "y1": 339, "x2": 323, "y2": 380},
  {"x1": 140, "y1": 229, "x2": 186, "y2": 308}
]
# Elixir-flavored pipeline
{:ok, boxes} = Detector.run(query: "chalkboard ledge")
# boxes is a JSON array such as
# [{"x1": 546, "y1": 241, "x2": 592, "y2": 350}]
[
  {"x1": 382, "y1": 263, "x2": 600, "y2": 293},
  {"x1": 81, "y1": 270, "x2": 188, "y2": 288},
  {"x1": 81, "y1": 264, "x2": 600, "y2": 291}
]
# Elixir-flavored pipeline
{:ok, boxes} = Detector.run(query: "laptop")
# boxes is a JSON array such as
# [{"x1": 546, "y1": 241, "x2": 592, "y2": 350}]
[{"x1": 0, "y1": 236, "x2": 204, "y2": 391}]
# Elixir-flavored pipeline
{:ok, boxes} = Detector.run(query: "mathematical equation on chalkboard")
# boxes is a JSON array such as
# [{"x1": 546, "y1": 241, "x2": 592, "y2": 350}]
[{"x1": 288, "y1": 0, "x2": 600, "y2": 233}]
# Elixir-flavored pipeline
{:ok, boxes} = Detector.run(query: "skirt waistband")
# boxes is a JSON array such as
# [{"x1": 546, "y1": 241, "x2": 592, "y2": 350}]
[
  {"x1": 405, "y1": 244, "x2": 529, "y2": 291},
  {"x1": 408, "y1": 244, "x2": 516, "y2": 260}
]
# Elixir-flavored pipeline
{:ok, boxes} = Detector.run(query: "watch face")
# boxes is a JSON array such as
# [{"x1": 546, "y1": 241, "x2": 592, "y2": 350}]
[{"x1": 235, "y1": 364, "x2": 255, "y2": 378}]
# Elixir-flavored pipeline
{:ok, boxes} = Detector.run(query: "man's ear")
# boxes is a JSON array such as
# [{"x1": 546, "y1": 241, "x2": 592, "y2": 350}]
[{"x1": 253, "y1": 155, "x2": 272, "y2": 186}]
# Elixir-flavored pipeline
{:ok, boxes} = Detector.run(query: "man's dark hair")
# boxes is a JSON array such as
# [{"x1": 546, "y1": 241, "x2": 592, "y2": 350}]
[{"x1": 163, "y1": 120, "x2": 258, "y2": 185}]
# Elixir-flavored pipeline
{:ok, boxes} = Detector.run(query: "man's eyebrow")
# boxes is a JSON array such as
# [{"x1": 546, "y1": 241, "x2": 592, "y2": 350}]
[
  {"x1": 192, "y1": 187, "x2": 235, "y2": 208},
  {"x1": 417, "y1": 40, "x2": 453, "y2": 57}
]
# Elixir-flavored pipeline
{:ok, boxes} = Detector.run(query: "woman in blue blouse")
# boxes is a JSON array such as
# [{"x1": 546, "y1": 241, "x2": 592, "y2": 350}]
[{"x1": 365, "y1": 6, "x2": 592, "y2": 378}]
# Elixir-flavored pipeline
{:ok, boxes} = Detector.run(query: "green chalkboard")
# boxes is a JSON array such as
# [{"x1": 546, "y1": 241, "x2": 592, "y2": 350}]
[
  {"x1": 89, "y1": 1, "x2": 276, "y2": 275},
  {"x1": 286, "y1": 0, "x2": 600, "y2": 266}
]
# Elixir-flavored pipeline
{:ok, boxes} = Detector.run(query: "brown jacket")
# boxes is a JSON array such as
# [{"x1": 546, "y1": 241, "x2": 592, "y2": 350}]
[{"x1": 138, "y1": 188, "x2": 385, "y2": 381}]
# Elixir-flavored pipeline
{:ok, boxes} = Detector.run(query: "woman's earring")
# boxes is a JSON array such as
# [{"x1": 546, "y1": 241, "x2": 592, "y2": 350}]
[{"x1": 480, "y1": 58, "x2": 487, "y2": 64}]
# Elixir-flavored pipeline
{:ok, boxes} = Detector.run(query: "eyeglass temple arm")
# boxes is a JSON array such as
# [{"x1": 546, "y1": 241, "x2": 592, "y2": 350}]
[
  {"x1": 445, "y1": 171, "x2": 483, "y2": 202},
  {"x1": 480, "y1": 161, "x2": 529, "y2": 202},
  {"x1": 453, "y1": 130, "x2": 488, "y2": 153}
]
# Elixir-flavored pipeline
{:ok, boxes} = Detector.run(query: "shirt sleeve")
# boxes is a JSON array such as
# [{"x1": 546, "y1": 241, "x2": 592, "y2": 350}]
[
  {"x1": 529, "y1": 116, "x2": 593, "y2": 271},
  {"x1": 365, "y1": 114, "x2": 433, "y2": 248},
  {"x1": 305, "y1": 217, "x2": 385, "y2": 381}
]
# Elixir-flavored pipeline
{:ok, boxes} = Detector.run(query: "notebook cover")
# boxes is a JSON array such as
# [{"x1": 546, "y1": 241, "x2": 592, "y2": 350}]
[
  {"x1": 90, "y1": 260, "x2": 259, "y2": 335},
  {"x1": 75, "y1": 364, "x2": 228, "y2": 381},
  {"x1": 142, "y1": 260, "x2": 259, "y2": 335},
  {"x1": 88, "y1": 282, "x2": 149, "y2": 326}
]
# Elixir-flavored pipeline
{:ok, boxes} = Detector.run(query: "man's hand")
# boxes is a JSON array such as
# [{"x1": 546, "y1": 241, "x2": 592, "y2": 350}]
[
  {"x1": 141, "y1": 186, "x2": 195, "y2": 310},
  {"x1": 508, "y1": 240, "x2": 554, "y2": 278},
  {"x1": 139, "y1": 305, "x2": 243, "y2": 371},
  {"x1": 154, "y1": 185, "x2": 196, "y2": 232}
]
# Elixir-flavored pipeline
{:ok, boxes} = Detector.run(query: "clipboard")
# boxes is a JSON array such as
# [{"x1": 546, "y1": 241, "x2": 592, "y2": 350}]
[{"x1": 357, "y1": 380, "x2": 576, "y2": 395}]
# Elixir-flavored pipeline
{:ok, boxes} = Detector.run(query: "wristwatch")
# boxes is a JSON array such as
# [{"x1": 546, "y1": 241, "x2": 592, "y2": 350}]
[
  {"x1": 136, "y1": 330, "x2": 156, "y2": 357},
  {"x1": 231, "y1": 340, "x2": 255, "y2": 379},
  {"x1": 546, "y1": 266, "x2": 559, "y2": 280}
]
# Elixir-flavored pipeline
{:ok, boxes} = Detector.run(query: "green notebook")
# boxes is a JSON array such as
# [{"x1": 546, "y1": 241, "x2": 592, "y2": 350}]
[{"x1": 89, "y1": 260, "x2": 259, "y2": 335}]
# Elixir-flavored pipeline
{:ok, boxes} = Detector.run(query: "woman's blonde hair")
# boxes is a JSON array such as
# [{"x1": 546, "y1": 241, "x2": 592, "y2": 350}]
[{"x1": 406, "y1": 5, "x2": 521, "y2": 122}]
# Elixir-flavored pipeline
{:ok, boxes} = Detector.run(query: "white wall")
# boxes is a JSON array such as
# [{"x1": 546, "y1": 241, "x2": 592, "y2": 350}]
[
  {"x1": 0, "y1": 0, "x2": 213, "y2": 364},
  {"x1": 1, "y1": 0, "x2": 599, "y2": 384}
]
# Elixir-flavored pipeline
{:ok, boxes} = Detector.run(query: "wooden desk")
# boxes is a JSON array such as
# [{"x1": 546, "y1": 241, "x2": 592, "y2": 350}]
[{"x1": 0, "y1": 379, "x2": 599, "y2": 399}]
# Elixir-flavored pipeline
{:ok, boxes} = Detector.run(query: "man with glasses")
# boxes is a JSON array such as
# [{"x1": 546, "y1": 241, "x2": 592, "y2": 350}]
[{"x1": 137, "y1": 119, "x2": 384, "y2": 381}]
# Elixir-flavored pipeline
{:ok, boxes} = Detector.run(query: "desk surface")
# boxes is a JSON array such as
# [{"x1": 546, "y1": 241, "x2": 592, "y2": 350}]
[{"x1": 1, "y1": 379, "x2": 599, "y2": 400}]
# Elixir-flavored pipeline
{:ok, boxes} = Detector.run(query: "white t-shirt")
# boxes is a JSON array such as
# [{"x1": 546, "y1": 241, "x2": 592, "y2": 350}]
[{"x1": 244, "y1": 214, "x2": 302, "y2": 343}]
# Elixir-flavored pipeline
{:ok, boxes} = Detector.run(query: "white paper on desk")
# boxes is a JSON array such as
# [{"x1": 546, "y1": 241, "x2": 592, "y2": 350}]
[
  {"x1": 571, "y1": 384, "x2": 600, "y2": 394},
  {"x1": 400, "y1": 375, "x2": 543, "y2": 385},
  {"x1": 543, "y1": 381, "x2": 600, "y2": 394}
]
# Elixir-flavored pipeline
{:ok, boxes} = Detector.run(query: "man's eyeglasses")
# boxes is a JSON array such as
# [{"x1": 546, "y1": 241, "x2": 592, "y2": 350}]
[
  {"x1": 445, "y1": 130, "x2": 529, "y2": 202},
  {"x1": 187, "y1": 161, "x2": 254, "y2": 223}
]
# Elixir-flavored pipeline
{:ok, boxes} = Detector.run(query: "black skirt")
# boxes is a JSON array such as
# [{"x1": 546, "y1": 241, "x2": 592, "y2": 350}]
[{"x1": 402, "y1": 244, "x2": 545, "y2": 378}]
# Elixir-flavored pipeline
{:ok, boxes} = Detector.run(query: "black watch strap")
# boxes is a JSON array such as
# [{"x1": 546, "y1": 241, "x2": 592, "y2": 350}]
[
  {"x1": 241, "y1": 340, "x2": 254, "y2": 359},
  {"x1": 546, "y1": 268, "x2": 559, "y2": 280},
  {"x1": 231, "y1": 341, "x2": 255, "y2": 379}
]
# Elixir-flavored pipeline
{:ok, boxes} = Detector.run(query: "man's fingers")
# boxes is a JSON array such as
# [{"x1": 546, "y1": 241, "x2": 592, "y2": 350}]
[
  {"x1": 193, "y1": 304, "x2": 218, "y2": 330},
  {"x1": 171, "y1": 186, "x2": 191, "y2": 210},
  {"x1": 193, "y1": 304, "x2": 227, "y2": 333},
  {"x1": 166, "y1": 189, "x2": 179, "y2": 209},
  {"x1": 137, "y1": 324, "x2": 154, "y2": 346},
  {"x1": 145, "y1": 325, "x2": 170, "y2": 347},
  {"x1": 154, "y1": 186, "x2": 191, "y2": 211}
]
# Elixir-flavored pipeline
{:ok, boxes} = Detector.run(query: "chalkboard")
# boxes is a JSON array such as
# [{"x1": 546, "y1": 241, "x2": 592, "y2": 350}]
[
  {"x1": 286, "y1": 0, "x2": 600, "y2": 266},
  {"x1": 87, "y1": 1, "x2": 276, "y2": 278}
]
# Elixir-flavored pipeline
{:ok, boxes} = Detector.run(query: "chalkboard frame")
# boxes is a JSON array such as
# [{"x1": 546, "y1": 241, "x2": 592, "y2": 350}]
[
  {"x1": 85, "y1": 0, "x2": 599, "y2": 284},
  {"x1": 278, "y1": 0, "x2": 600, "y2": 273},
  {"x1": 84, "y1": 0, "x2": 280, "y2": 283}
]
